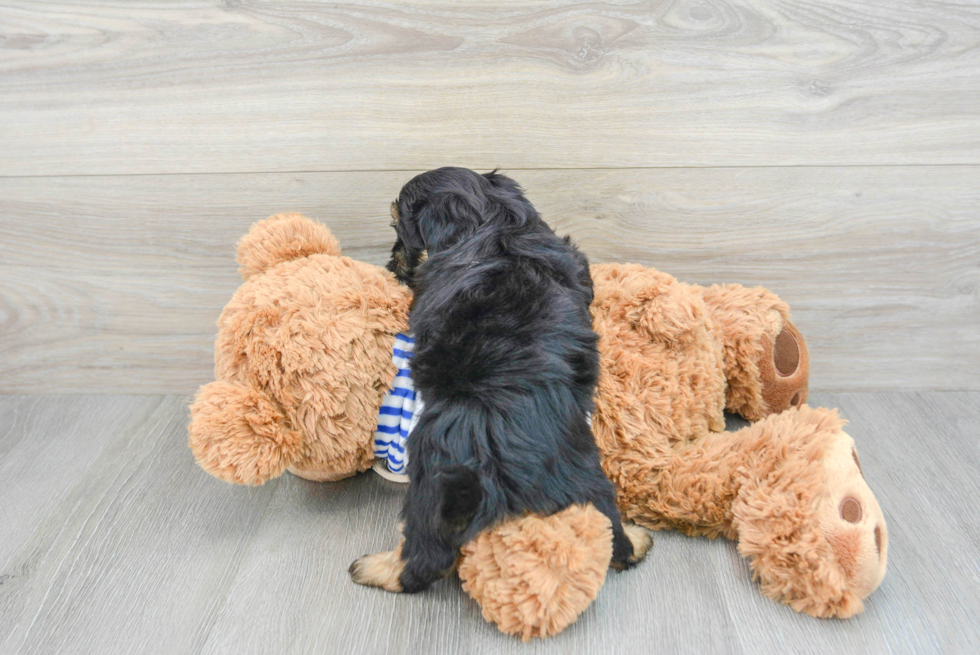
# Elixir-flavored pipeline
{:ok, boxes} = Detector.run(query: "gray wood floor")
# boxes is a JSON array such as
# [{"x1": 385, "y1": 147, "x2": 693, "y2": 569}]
[{"x1": 1, "y1": 392, "x2": 977, "y2": 655}]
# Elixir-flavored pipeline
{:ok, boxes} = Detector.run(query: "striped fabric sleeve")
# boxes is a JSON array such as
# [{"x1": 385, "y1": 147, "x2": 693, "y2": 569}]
[{"x1": 373, "y1": 334, "x2": 423, "y2": 475}]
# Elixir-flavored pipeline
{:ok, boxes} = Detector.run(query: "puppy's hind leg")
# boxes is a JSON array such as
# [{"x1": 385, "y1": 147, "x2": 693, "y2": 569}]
[
  {"x1": 350, "y1": 477, "x2": 469, "y2": 594},
  {"x1": 396, "y1": 463, "x2": 483, "y2": 592},
  {"x1": 589, "y1": 480, "x2": 652, "y2": 571},
  {"x1": 613, "y1": 523, "x2": 653, "y2": 571},
  {"x1": 348, "y1": 527, "x2": 459, "y2": 594},
  {"x1": 349, "y1": 539, "x2": 407, "y2": 593},
  {"x1": 397, "y1": 527, "x2": 460, "y2": 593}
]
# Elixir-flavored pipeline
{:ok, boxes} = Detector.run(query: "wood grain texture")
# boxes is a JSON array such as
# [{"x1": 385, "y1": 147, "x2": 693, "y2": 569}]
[
  {"x1": 718, "y1": 392, "x2": 980, "y2": 655},
  {"x1": 1, "y1": 0, "x2": 979, "y2": 175},
  {"x1": 0, "y1": 395, "x2": 281, "y2": 655},
  {"x1": 1, "y1": 167, "x2": 977, "y2": 394},
  {"x1": 1, "y1": 392, "x2": 978, "y2": 654}
]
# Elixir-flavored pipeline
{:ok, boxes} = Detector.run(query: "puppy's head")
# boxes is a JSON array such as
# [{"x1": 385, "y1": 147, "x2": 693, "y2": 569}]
[{"x1": 386, "y1": 167, "x2": 537, "y2": 286}]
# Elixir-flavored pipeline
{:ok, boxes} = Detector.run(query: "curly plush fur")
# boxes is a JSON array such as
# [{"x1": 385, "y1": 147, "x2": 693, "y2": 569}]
[
  {"x1": 588, "y1": 263, "x2": 886, "y2": 618},
  {"x1": 458, "y1": 504, "x2": 613, "y2": 640},
  {"x1": 189, "y1": 212, "x2": 886, "y2": 638}
]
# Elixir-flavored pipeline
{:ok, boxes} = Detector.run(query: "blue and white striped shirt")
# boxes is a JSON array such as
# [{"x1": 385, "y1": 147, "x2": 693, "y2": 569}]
[{"x1": 373, "y1": 333, "x2": 423, "y2": 475}]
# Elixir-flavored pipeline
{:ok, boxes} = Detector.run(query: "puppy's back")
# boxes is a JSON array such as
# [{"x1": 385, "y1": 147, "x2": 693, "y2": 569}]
[
  {"x1": 405, "y1": 221, "x2": 600, "y2": 531},
  {"x1": 410, "y1": 223, "x2": 597, "y2": 403}
]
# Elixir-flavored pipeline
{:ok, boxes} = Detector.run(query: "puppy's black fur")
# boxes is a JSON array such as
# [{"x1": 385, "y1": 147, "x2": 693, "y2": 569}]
[{"x1": 383, "y1": 168, "x2": 637, "y2": 592}]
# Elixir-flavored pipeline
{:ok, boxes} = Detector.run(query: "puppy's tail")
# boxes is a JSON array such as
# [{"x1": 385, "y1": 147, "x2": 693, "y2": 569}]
[{"x1": 438, "y1": 466, "x2": 484, "y2": 534}]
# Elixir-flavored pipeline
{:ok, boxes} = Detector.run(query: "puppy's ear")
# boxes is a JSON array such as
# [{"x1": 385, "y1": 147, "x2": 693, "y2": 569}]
[
  {"x1": 482, "y1": 169, "x2": 519, "y2": 192},
  {"x1": 483, "y1": 170, "x2": 537, "y2": 229},
  {"x1": 484, "y1": 170, "x2": 534, "y2": 206},
  {"x1": 413, "y1": 192, "x2": 482, "y2": 252}
]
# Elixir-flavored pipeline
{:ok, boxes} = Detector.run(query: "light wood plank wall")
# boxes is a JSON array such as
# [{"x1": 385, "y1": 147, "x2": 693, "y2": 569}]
[{"x1": 1, "y1": 1, "x2": 978, "y2": 393}]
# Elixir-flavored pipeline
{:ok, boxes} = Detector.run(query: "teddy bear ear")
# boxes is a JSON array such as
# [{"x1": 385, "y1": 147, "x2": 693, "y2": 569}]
[
  {"x1": 624, "y1": 283, "x2": 706, "y2": 344},
  {"x1": 236, "y1": 213, "x2": 342, "y2": 280}
]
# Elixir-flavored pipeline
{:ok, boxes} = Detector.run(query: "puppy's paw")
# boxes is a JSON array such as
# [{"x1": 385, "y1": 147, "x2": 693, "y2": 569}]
[
  {"x1": 349, "y1": 548, "x2": 405, "y2": 593},
  {"x1": 611, "y1": 524, "x2": 653, "y2": 571},
  {"x1": 626, "y1": 523, "x2": 653, "y2": 564}
]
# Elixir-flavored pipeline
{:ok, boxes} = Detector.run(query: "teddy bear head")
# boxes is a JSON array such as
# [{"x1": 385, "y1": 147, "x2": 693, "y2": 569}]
[{"x1": 188, "y1": 213, "x2": 411, "y2": 486}]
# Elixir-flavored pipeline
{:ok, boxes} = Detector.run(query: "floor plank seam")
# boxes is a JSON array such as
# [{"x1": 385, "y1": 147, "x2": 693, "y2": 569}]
[{"x1": 2, "y1": 162, "x2": 980, "y2": 180}]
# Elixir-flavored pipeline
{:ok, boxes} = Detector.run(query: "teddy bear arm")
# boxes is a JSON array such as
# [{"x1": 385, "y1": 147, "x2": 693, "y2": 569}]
[
  {"x1": 618, "y1": 430, "x2": 748, "y2": 539},
  {"x1": 458, "y1": 504, "x2": 613, "y2": 640},
  {"x1": 728, "y1": 406, "x2": 887, "y2": 618},
  {"x1": 188, "y1": 381, "x2": 304, "y2": 486}
]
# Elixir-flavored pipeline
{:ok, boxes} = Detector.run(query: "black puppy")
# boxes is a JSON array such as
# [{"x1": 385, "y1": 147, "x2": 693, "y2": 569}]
[{"x1": 350, "y1": 168, "x2": 650, "y2": 593}]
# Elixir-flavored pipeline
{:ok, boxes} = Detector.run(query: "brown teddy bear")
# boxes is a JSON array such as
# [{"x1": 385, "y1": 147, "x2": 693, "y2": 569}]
[{"x1": 189, "y1": 213, "x2": 887, "y2": 639}]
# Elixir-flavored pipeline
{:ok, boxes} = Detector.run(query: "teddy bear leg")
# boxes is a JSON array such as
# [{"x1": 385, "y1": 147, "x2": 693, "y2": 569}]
[
  {"x1": 699, "y1": 282, "x2": 809, "y2": 420},
  {"x1": 621, "y1": 405, "x2": 886, "y2": 617}
]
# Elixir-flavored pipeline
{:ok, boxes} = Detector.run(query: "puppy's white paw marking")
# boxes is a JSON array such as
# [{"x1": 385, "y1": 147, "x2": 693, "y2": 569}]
[
  {"x1": 625, "y1": 523, "x2": 653, "y2": 564},
  {"x1": 349, "y1": 543, "x2": 405, "y2": 593}
]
